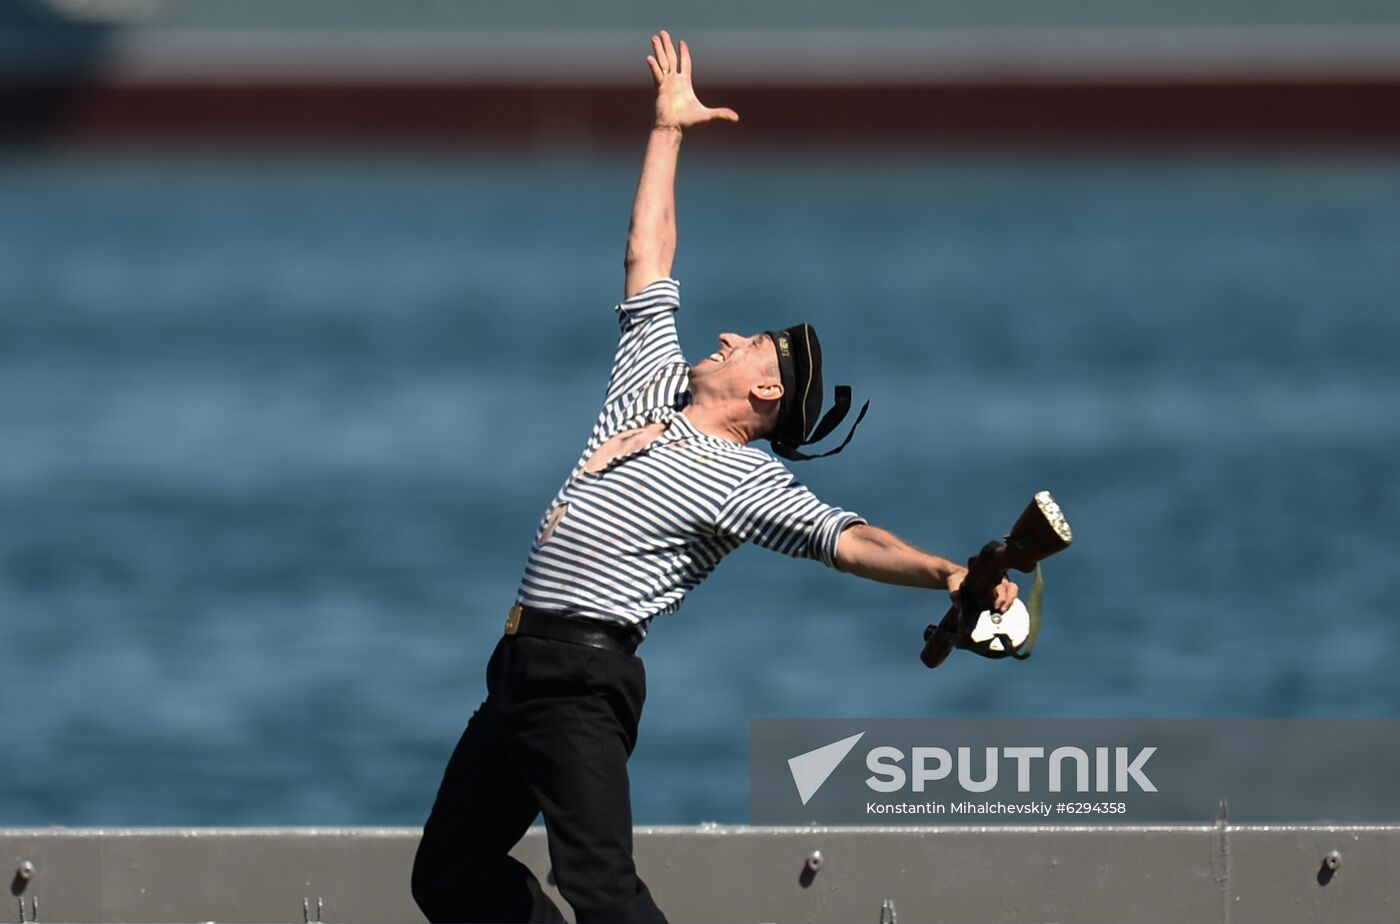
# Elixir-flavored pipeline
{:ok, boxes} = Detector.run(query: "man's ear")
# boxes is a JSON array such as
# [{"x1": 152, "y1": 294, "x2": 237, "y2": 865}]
[{"x1": 751, "y1": 381, "x2": 783, "y2": 403}]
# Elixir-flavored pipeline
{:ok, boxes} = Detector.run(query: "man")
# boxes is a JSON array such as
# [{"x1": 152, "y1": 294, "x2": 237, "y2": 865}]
[{"x1": 410, "y1": 31, "x2": 1019, "y2": 924}]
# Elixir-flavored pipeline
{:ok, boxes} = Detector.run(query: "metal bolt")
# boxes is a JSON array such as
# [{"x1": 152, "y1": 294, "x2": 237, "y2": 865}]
[
  {"x1": 16, "y1": 863, "x2": 34, "y2": 882},
  {"x1": 1324, "y1": 850, "x2": 1341, "y2": 871},
  {"x1": 804, "y1": 850, "x2": 823, "y2": 871}
]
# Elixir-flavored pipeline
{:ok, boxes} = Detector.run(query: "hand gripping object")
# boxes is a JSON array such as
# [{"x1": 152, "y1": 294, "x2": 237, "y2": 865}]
[{"x1": 921, "y1": 491, "x2": 1073, "y2": 669}]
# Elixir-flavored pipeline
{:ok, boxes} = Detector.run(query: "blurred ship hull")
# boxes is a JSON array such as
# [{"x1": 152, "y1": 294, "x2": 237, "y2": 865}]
[{"x1": 3, "y1": 10, "x2": 1400, "y2": 144}]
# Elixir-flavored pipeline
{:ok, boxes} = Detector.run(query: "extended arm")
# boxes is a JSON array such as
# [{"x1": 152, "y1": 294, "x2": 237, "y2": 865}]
[
  {"x1": 835, "y1": 523, "x2": 1019, "y2": 612},
  {"x1": 624, "y1": 31, "x2": 738, "y2": 299}
]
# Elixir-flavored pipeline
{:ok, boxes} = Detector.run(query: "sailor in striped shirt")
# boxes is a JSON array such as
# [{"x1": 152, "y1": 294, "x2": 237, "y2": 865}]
[
  {"x1": 412, "y1": 31, "x2": 1019, "y2": 924},
  {"x1": 515, "y1": 277, "x2": 866, "y2": 632}
]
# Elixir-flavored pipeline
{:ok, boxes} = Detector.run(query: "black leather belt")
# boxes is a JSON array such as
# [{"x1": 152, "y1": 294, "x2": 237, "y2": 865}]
[{"x1": 504, "y1": 605, "x2": 641, "y2": 656}]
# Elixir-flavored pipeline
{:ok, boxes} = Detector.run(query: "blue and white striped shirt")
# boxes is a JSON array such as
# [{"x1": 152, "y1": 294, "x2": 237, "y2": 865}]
[{"x1": 515, "y1": 278, "x2": 865, "y2": 635}]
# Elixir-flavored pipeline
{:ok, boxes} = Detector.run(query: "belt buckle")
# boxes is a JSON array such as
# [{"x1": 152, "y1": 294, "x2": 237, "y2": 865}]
[{"x1": 504, "y1": 605, "x2": 523, "y2": 635}]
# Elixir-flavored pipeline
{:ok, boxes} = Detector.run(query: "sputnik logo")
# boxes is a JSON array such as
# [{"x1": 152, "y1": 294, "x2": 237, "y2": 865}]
[{"x1": 787, "y1": 732, "x2": 865, "y2": 805}]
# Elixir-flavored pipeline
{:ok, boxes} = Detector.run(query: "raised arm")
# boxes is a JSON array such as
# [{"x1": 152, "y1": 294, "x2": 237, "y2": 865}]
[{"x1": 624, "y1": 31, "x2": 739, "y2": 299}]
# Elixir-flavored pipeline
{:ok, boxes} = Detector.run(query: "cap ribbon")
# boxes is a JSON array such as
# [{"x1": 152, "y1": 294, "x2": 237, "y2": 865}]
[{"x1": 772, "y1": 385, "x2": 869, "y2": 461}]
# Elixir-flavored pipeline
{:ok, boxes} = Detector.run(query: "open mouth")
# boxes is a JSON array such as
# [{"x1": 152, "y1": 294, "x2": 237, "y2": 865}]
[{"x1": 707, "y1": 352, "x2": 726, "y2": 363}]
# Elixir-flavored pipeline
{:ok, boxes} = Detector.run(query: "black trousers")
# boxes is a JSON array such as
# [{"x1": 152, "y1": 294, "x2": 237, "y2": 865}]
[{"x1": 411, "y1": 634, "x2": 667, "y2": 924}]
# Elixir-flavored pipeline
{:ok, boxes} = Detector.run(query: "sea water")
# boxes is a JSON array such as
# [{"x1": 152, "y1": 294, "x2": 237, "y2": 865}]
[{"x1": 2, "y1": 150, "x2": 1398, "y2": 825}]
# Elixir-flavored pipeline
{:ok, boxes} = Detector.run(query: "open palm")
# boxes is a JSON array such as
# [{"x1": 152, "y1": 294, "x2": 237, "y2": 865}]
[{"x1": 648, "y1": 31, "x2": 740, "y2": 130}]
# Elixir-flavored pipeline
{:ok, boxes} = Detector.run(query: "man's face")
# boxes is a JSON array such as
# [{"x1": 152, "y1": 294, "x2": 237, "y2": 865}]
[{"x1": 690, "y1": 332, "x2": 782, "y2": 399}]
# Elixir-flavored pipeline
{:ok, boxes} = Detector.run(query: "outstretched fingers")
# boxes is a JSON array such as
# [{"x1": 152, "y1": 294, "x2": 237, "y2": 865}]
[
  {"x1": 646, "y1": 30, "x2": 740, "y2": 127},
  {"x1": 659, "y1": 30, "x2": 678, "y2": 73}
]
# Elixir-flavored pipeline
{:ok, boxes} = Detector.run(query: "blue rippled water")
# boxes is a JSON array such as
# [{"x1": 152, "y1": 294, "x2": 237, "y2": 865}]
[{"x1": 2, "y1": 150, "x2": 1398, "y2": 826}]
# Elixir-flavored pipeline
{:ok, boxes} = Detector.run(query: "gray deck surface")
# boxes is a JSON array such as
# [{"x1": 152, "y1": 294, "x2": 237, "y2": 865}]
[{"x1": 4, "y1": 825, "x2": 1397, "y2": 923}]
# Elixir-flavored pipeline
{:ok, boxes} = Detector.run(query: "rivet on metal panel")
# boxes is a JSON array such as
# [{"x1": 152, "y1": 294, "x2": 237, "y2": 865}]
[
  {"x1": 1316, "y1": 850, "x2": 1342, "y2": 887},
  {"x1": 11, "y1": 862, "x2": 34, "y2": 898},
  {"x1": 879, "y1": 898, "x2": 897, "y2": 924},
  {"x1": 798, "y1": 850, "x2": 823, "y2": 888}
]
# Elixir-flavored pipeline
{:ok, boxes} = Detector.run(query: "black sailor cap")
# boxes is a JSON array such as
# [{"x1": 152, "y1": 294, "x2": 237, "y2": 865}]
[{"x1": 763, "y1": 323, "x2": 869, "y2": 461}]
